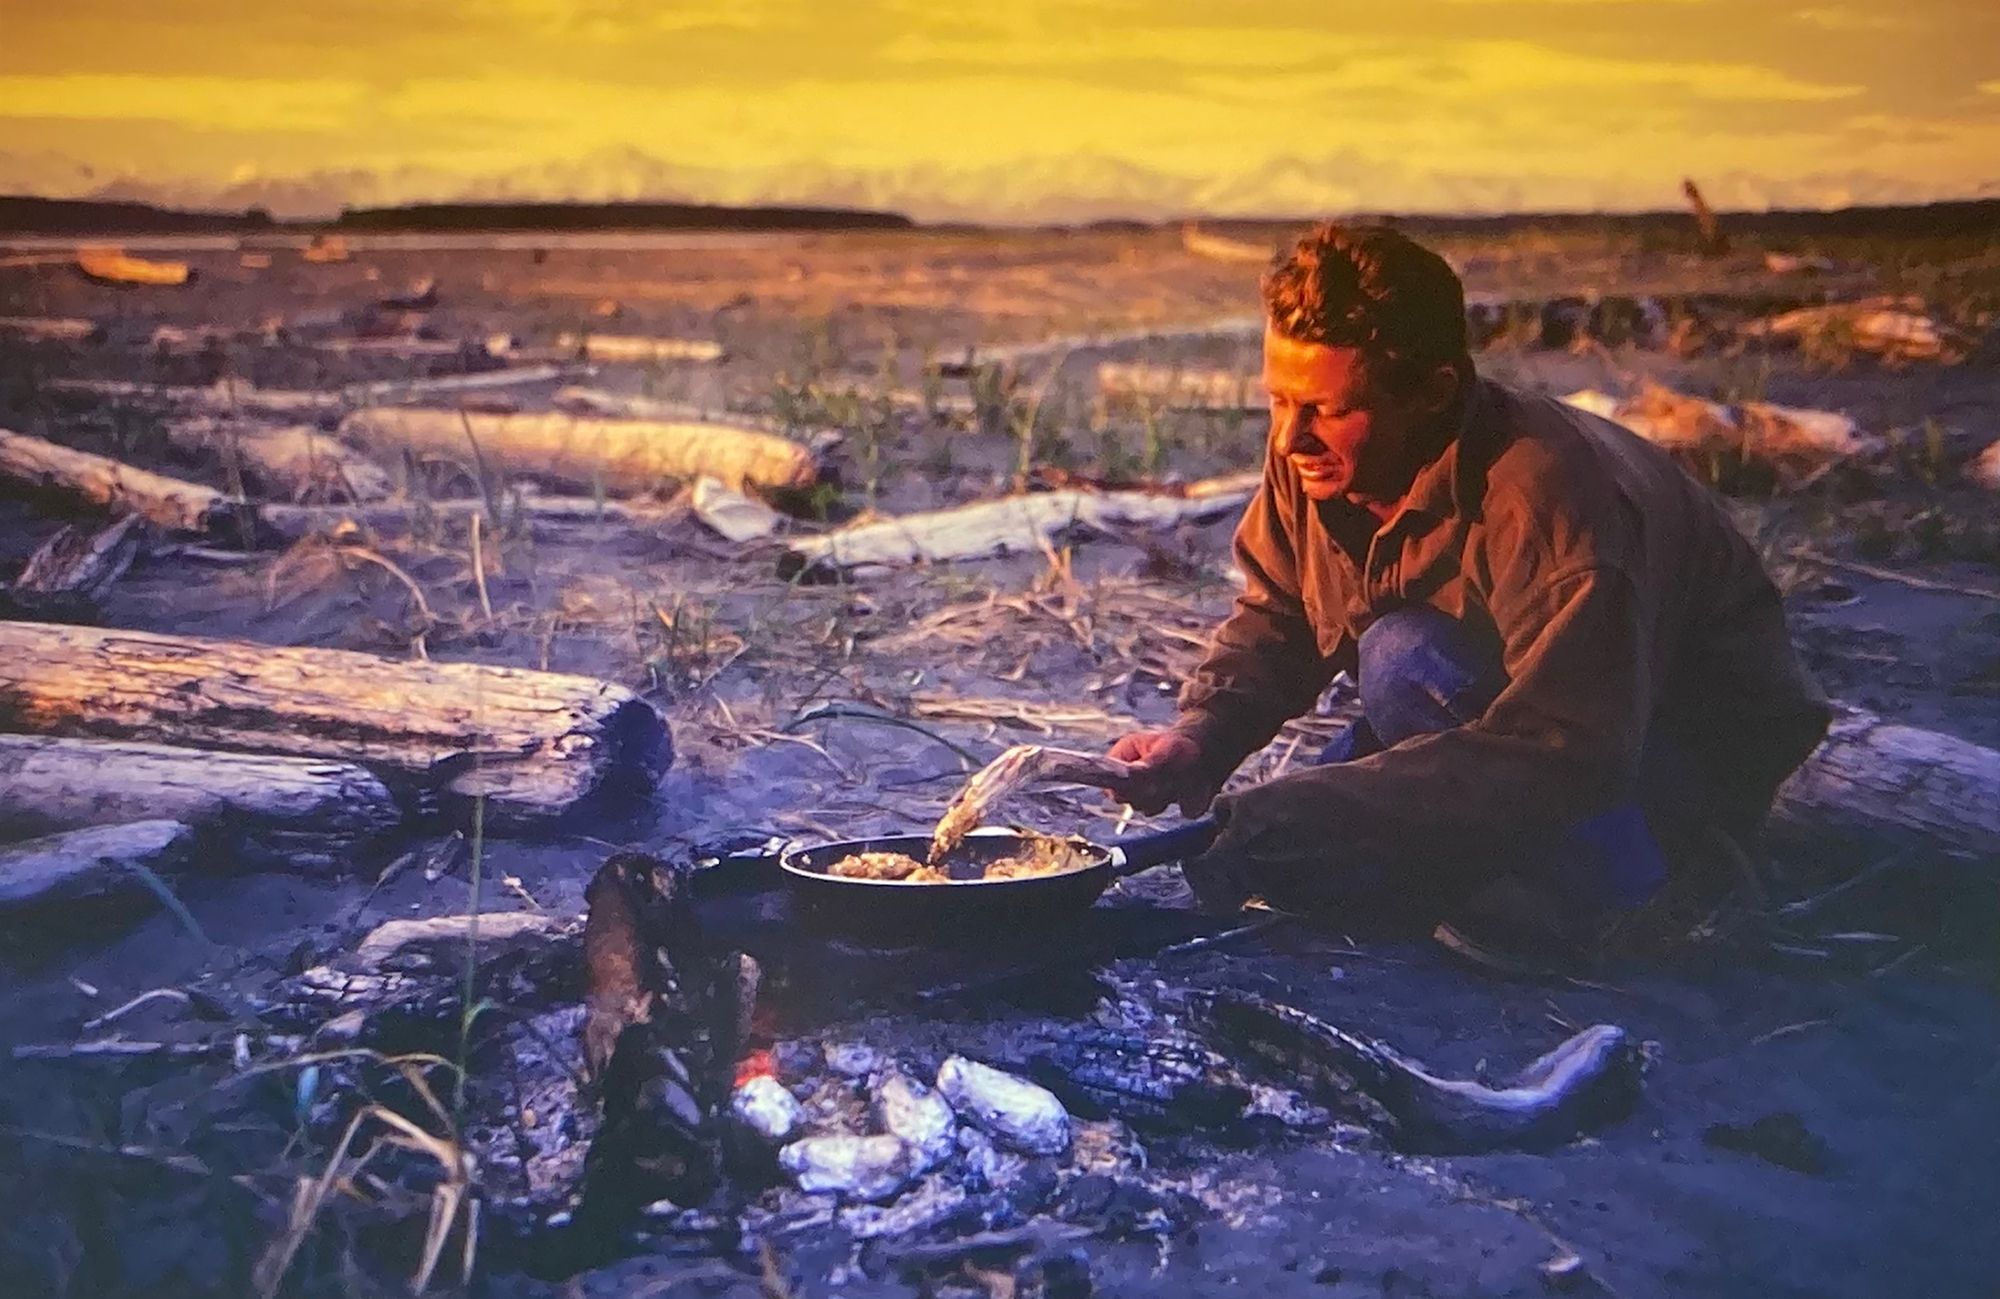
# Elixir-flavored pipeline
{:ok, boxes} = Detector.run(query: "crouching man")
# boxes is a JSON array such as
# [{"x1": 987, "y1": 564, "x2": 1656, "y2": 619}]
[{"x1": 1107, "y1": 223, "x2": 1830, "y2": 973}]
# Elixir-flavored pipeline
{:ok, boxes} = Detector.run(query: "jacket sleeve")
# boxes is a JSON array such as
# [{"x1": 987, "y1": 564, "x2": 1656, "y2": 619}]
[
  {"x1": 1208, "y1": 551, "x2": 1653, "y2": 882},
  {"x1": 1174, "y1": 458, "x2": 1349, "y2": 784}
]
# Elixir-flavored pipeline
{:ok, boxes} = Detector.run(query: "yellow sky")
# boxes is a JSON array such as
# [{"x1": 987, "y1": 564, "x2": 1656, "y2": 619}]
[{"x1": 2, "y1": 0, "x2": 1995, "y2": 219}]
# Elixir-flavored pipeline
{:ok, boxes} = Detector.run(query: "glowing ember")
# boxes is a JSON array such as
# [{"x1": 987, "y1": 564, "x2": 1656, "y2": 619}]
[{"x1": 735, "y1": 1047, "x2": 777, "y2": 1086}]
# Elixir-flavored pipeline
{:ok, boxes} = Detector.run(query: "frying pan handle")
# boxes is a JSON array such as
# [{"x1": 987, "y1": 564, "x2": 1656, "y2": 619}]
[{"x1": 1110, "y1": 814, "x2": 1221, "y2": 876}]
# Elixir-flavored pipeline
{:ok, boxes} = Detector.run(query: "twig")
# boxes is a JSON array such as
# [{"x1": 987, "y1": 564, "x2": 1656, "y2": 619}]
[
  {"x1": 1748, "y1": 1018, "x2": 1831, "y2": 1047},
  {"x1": 80, "y1": 987, "x2": 191, "y2": 1033},
  {"x1": 1155, "y1": 914, "x2": 1294, "y2": 958},
  {"x1": 784, "y1": 701, "x2": 980, "y2": 765},
  {"x1": 470, "y1": 511, "x2": 494, "y2": 622},
  {"x1": 1790, "y1": 547, "x2": 2000, "y2": 603}
]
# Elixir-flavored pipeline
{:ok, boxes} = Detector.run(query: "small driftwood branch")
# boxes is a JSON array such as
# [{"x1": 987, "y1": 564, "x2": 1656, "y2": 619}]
[
  {"x1": 338, "y1": 407, "x2": 818, "y2": 495},
  {"x1": 0, "y1": 622, "x2": 673, "y2": 830}
]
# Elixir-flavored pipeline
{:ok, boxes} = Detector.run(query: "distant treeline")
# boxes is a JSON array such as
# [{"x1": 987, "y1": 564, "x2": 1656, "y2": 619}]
[
  {"x1": 1214, "y1": 198, "x2": 2000, "y2": 243},
  {"x1": 0, "y1": 196, "x2": 280, "y2": 234},
  {"x1": 332, "y1": 200, "x2": 915, "y2": 232},
  {"x1": 2, "y1": 191, "x2": 1995, "y2": 240}
]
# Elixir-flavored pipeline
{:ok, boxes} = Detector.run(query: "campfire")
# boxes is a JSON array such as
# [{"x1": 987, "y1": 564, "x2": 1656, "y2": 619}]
[{"x1": 253, "y1": 844, "x2": 1649, "y2": 1290}]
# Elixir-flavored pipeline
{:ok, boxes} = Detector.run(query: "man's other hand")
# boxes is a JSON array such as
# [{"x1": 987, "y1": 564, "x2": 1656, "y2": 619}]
[{"x1": 1105, "y1": 729, "x2": 1222, "y2": 817}]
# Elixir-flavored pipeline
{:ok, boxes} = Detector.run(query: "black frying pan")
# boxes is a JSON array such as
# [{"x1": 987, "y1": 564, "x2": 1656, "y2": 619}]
[{"x1": 776, "y1": 817, "x2": 1221, "y2": 943}]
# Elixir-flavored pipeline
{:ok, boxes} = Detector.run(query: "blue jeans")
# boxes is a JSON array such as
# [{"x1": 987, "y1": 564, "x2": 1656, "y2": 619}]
[{"x1": 1318, "y1": 605, "x2": 1669, "y2": 913}]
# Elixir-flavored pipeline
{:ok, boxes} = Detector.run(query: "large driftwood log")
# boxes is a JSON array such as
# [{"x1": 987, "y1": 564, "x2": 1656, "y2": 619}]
[
  {"x1": 338, "y1": 407, "x2": 818, "y2": 495},
  {"x1": 161, "y1": 416, "x2": 395, "y2": 502},
  {"x1": 0, "y1": 820, "x2": 195, "y2": 912},
  {"x1": 0, "y1": 735, "x2": 401, "y2": 868},
  {"x1": 0, "y1": 623, "x2": 673, "y2": 830},
  {"x1": 0, "y1": 427, "x2": 256, "y2": 537},
  {"x1": 259, "y1": 493, "x2": 678, "y2": 542},
  {"x1": 1561, "y1": 387, "x2": 1872, "y2": 477},
  {"x1": 781, "y1": 473, "x2": 1259, "y2": 575},
  {"x1": 1096, "y1": 361, "x2": 1264, "y2": 411},
  {"x1": 1776, "y1": 707, "x2": 2000, "y2": 863},
  {"x1": 45, "y1": 377, "x2": 344, "y2": 418}
]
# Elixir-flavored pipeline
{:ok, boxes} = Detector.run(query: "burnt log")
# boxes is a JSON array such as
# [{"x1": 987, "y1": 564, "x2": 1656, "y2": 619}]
[
  {"x1": 0, "y1": 426, "x2": 256, "y2": 538},
  {"x1": 0, "y1": 819, "x2": 196, "y2": 912},
  {"x1": 577, "y1": 852, "x2": 756, "y2": 1231},
  {"x1": 1197, "y1": 991, "x2": 1645, "y2": 1153},
  {"x1": 0, "y1": 735, "x2": 400, "y2": 869},
  {"x1": 337, "y1": 407, "x2": 819, "y2": 495},
  {"x1": 0, "y1": 622, "x2": 673, "y2": 830}
]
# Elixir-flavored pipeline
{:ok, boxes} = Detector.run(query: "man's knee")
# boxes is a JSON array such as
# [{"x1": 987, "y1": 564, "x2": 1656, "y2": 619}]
[{"x1": 1356, "y1": 606, "x2": 1504, "y2": 745}]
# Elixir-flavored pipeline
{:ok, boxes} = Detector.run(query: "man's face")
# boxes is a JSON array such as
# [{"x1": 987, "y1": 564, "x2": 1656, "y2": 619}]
[{"x1": 1261, "y1": 325, "x2": 1441, "y2": 512}]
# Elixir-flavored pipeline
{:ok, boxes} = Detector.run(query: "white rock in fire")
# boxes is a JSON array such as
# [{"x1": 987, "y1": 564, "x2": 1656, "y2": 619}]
[
  {"x1": 731, "y1": 1074, "x2": 806, "y2": 1145},
  {"x1": 936, "y1": 1055, "x2": 1071, "y2": 1156},
  {"x1": 778, "y1": 1134, "x2": 921, "y2": 1202},
  {"x1": 872, "y1": 1069, "x2": 957, "y2": 1170}
]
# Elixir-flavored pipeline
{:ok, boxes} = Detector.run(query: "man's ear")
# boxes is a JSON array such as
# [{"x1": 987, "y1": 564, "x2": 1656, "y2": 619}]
[{"x1": 1414, "y1": 361, "x2": 1462, "y2": 417}]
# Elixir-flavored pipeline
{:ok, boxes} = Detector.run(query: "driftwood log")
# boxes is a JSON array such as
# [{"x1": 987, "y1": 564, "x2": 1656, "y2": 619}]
[
  {"x1": 0, "y1": 622, "x2": 673, "y2": 830},
  {"x1": 0, "y1": 819, "x2": 195, "y2": 912},
  {"x1": 1181, "y1": 223, "x2": 1274, "y2": 264},
  {"x1": 1776, "y1": 707, "x2": 2000, "y2": 863},
  {"x1": 0, "y1": 427, "x2": 255, "y2": 538},
  {"x1": 781, "y1": 474, "x2": 1260, "y2": 575},
  {"x1": 162, "y1": 417, "x2": 395, "y2": 502},
  {"x1": 12, "y1": 514, "x2": 143, "y2": 599},
  {"x1": 1562, "y1": 387, "x2": 1871, "y2": 477},
  {"x1": 338, "y1": 407, "x2": 818, "y2": 495},
  {"x1": 0, "y1": 316, "x2": 100, "y2": 343},
  {"x1": 933, "y1": 316, "x2": 1264, "y2": 377},
  {"x1": 45, "y1": 377, "x2": 344, "y2": 419},
  {"x1": 1096, "y1": 361, "x2": 1264, "y2": 411},
  {"x1": 0, "y1": 735, "x2": 401, "y2": 868},
  {"x1": 258, "y1": 493, "x2": 679, "y2": 543},
  {"x1": 1968, "y1": 440, "x2": 2000, "y2": 491},
  {"x1": 556, "y1": 333, "x2": 724, "y2": 364}
]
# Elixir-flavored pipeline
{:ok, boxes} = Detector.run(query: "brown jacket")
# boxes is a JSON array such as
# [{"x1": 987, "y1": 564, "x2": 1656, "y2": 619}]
[{"x1": 1178, "y1": 376, "x2": 1830, "y2": 874}]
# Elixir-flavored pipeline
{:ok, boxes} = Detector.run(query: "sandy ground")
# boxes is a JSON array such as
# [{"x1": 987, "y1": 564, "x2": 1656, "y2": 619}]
[{"x1": 1, "y1": 226, "x2": 1997, "y2": 1297}]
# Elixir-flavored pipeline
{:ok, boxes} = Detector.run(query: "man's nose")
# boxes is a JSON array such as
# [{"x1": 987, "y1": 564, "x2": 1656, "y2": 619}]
[{"x1": 1274, "y1": 408, "x2": 1318, "y2": 456}]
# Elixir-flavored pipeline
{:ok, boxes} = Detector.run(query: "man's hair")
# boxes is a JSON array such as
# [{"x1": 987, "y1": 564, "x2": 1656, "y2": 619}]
[{"x1": 1262, "y1": 222, "x2": 1470, "y2": 393}]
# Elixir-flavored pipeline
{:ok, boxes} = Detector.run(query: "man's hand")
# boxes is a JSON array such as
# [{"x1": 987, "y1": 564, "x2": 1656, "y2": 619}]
[{"x1": 1104, "y1": 729, "x2": 1223, "y2": 817}]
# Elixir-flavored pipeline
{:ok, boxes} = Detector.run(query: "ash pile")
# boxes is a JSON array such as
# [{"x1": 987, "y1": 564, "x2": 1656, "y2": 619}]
[{"x1": 246, "y1": 847, "x2": 1651, "y2": 1294}]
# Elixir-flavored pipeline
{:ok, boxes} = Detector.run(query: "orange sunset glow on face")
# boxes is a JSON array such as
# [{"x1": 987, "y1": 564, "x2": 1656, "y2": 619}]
[{"x1": 2, "y1": 0, "x2": 1994, "y2": 220}]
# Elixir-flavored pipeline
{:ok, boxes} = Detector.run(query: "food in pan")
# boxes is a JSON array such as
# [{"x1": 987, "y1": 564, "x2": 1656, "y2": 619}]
[
  {"x1": 825, "y1": 835, "x2": 1086, "y2": 883},
  {"x1": 827, "y1": 851, "x2": 950, "y2": 883}
]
